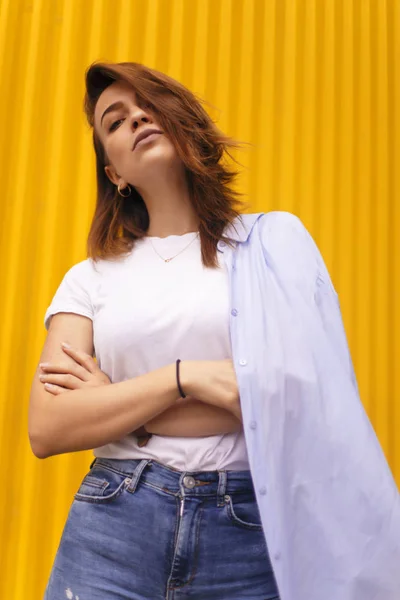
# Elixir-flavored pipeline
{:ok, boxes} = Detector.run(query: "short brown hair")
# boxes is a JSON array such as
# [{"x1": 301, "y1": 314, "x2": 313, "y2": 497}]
[{"x1": 83, "y1": 60, "x2": 251, "y2": 268}]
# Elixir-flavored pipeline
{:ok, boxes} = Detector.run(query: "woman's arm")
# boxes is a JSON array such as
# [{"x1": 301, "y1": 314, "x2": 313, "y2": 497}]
[
  {"x1": 144, "y1": 397, "x2": 243, "y2": 436},
  {"x1": 29, "y1": 314, "x2": 182, "y2": 458}
]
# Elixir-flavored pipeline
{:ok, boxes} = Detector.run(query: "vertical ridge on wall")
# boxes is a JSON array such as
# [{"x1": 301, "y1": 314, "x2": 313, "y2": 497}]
[
  {"x1": 0, "y1": 1, "x2": 398, "y2": 597},
  {"x1": 354, "y1": 0, "x2": 374, "y2": 427},
  {"x1": 372, "y1": 0, "x2": 390, "y2": 458},
  {"x1": 389, "y1": 0, "x2": 399, "y2": 477},
  {"x1": 336, "y1": 0, "x2": 356, "y2": 411}
]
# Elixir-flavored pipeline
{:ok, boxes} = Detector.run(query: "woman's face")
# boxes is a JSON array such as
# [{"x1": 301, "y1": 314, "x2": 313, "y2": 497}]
[{"x1": 93, "y1": 80, "x2": 181, "y2": 190}]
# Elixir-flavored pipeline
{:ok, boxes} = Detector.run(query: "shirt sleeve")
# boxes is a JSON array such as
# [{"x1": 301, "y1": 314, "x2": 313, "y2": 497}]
[
  {"x1": 44, "y1": 260, "x2": 94, "y2": 331},
  {"x1": 281, "y1": 211, "x2": 359, "y2": 392}
]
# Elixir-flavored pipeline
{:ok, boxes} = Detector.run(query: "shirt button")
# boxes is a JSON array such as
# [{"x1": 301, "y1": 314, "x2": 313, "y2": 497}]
[
  {"x1": 259, "y1": 486, "x2": 267, "y2": 495},
  {"x1": 231, "y1": 309, "x2": 238, "y2": 316},
  {"x1": 273, "y1": 552, "x2": 281, "y2": 561},
  {"x1": 217, "y1": 241, "x2": 226, "y2": 251},
  {"x1": 249, "y1": 421, "x2": 257, "y2": 429},
  {"x1": 239, "y1": 359, "x2": 247, "y2": 366}
]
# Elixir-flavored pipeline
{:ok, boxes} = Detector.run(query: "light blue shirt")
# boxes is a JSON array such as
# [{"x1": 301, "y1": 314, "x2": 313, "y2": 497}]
[{"x1": 220, "y1": 211, "x2": 400, "y2": 600}]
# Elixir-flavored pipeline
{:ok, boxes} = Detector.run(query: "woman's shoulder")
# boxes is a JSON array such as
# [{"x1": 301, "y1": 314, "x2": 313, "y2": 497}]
[
  {"x1": 257, "y1": 210, "x2": 320, "y2": 283},
  {"x1": 259, "y1": 210, "x2": 309, "y2": 235},
  {"x1": 57, "y1": 257, "x2": 106, "y2": 289},
  {"x1": 62, "y1": 257, "x2": 97, "y2": 278},
  {"x1": 258, "y1": 210, "x2": 315, "y2": 250}
]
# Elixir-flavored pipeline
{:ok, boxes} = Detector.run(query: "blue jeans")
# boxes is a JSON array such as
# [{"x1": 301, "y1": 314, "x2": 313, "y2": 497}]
[{"x1": 44, "y1": 457, "x2": 280, "y2": 599}]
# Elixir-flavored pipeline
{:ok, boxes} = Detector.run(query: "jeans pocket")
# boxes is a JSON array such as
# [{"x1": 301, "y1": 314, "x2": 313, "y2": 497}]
[
  {"x1": 223, "y1": 492, "x2": 264, "y2": 530},
  {"x1": 74, "y1": 463, "x2": 131, "y2": 504}
]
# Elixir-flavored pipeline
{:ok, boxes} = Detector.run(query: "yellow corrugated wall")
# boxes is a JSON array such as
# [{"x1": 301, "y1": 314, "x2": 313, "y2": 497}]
[{"x1": 0, "y1": 0, "x2": 398, "y2": 596}]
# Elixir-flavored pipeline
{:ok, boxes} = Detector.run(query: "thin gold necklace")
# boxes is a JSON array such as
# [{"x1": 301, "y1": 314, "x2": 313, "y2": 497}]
[{"x1": 150, "y1": 232, "x2": 199, "y2": 263}]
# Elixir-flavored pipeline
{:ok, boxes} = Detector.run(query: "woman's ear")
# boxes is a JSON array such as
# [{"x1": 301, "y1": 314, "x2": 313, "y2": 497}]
[{"x1": 104, "y1": 164, "x2": 120, "y2": 186}]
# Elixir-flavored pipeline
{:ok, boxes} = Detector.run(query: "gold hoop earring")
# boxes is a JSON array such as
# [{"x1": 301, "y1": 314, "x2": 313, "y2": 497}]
[{"x1": 117, "y1": 183, "x2": 132, "y2": 197}]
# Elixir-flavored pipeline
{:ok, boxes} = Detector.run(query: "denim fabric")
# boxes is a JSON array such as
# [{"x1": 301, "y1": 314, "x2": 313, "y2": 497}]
[{"x1": 44, "y1": 457, "x2": 280, "y2": 599}]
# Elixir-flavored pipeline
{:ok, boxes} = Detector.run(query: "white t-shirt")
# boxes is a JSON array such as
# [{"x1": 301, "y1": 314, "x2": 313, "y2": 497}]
[{"x1": 44, "y1": 231, "x2": 250, "y2": 471}]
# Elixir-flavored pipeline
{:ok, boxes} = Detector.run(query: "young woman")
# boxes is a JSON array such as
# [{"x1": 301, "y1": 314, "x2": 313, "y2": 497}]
[
  {"x1": 29, "y1": 61, "x2": 400, "y2": 600},
  {"x1": 29, "y1": 61, "x2": 281, "y2": 599}
]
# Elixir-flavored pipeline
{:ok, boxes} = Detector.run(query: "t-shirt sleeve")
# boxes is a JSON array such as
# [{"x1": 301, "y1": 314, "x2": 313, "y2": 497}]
[{"x1": 44, "y1": 260, "x2": 95, "y2": 330}]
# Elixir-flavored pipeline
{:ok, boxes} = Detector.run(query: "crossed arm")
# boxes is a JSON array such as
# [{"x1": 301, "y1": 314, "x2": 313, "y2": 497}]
[
  {"x1": 134, "y1": 396, "x2": 243, "y2": 439},
  {"x1": 36, "y1": 331, "x2": 242, "y2": 442}
]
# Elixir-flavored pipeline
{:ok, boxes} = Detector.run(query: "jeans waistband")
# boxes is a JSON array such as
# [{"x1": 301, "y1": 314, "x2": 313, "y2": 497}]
[{"x1": 90, "y1": 457, "x2": 255, "y2": 504}]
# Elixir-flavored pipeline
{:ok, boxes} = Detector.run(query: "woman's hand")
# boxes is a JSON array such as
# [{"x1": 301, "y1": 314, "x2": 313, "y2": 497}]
[
  {"x1": 178, "y1": 359, "x2": 242, "y2": 420},
  {"x1": 38, "y1": 343, "x2": 152, "y2": 444},
  {"x1": 38, "y1": 342, "x2": 111, "y2": 396}
]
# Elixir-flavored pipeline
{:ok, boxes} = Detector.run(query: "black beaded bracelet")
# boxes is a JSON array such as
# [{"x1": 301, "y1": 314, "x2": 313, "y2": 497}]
[{"x1": 176, "y1": 359, "x2": 186, "y2": 398}]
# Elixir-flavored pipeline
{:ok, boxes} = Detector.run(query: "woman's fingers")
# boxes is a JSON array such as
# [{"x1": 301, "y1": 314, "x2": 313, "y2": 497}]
[
  {"x1": 38, "y1": 343, "x2": 111, "y2": 390},
  {"x1": 60, "y1": 343, "x2": 97, "y2": 374},
  {"x1": 43, "y1": 383, "x2": 68, "y2": 395},
  {"x1": 39, "y1": 372, "x2": 83, "y2": 390},
  {"x1": 39, "y1": 342, "x2": 96, "y2": 380},
  {"x1": 39, "y1": 362, "x2": 90, "y2": 382}
]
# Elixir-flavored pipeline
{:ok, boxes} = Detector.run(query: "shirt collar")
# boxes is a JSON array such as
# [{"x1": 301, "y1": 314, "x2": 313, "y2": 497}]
[{"x1": 223, "y1": 212, "x2": 264, "y2": 243}]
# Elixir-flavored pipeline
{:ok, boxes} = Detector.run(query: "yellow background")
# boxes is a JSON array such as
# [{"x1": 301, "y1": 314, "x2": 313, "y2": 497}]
[{"x1": 0, "y1": 0, "x2": 398, "y2": 596}]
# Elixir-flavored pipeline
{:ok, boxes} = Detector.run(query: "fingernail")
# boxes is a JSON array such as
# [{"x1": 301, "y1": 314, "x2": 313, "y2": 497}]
[
  {"x1": 61, "y1": 342, "x2": 71, "y2": 348},
  {"x1": 39, "y1": 363, "x2": 49, "y2": 368}
]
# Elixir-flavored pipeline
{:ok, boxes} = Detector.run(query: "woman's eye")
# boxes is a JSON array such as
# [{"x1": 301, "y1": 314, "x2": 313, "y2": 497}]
[{"x1": 109, "y1": 118, "x2": 124, "y2": 132}]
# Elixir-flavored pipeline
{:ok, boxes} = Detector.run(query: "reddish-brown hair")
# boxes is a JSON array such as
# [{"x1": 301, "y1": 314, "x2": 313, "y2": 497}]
[{"x1": 83, "y1": 60, "x2": 252, "y2": 268}]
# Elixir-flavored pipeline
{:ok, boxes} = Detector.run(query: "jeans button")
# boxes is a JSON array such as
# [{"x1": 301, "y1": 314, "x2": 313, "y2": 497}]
[{"x1": 183, "y1": 476, "x2": 196, "y2": 488}]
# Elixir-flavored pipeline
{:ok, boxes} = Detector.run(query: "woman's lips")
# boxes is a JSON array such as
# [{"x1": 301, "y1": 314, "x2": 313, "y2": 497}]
[{"x1": 134, "y1": 132, "x2": 163, "y2": 150}]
